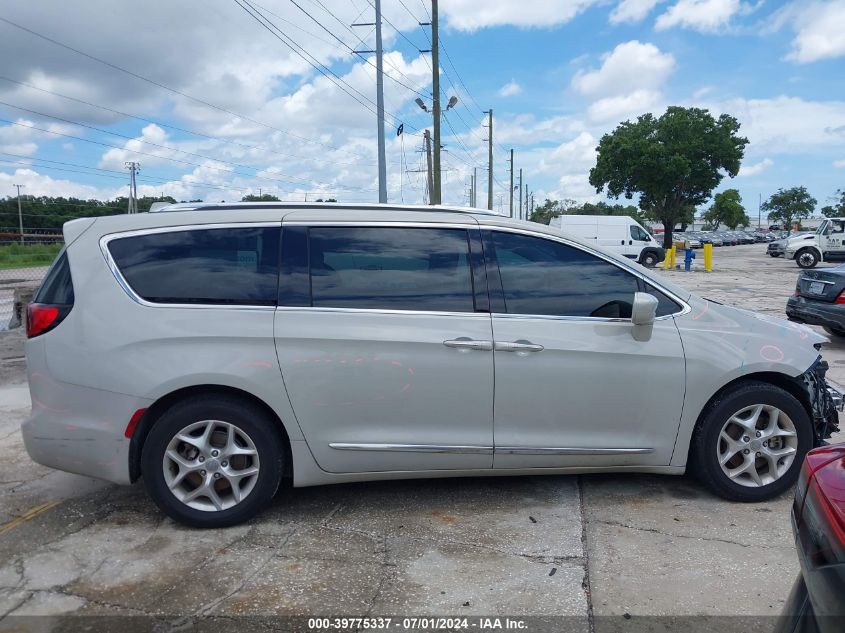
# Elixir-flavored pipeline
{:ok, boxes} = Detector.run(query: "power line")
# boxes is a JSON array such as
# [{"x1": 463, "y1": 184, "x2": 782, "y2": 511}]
[
  {"x1": 232, "y1": 0, "x2": 417, "y2": 133},
  {"x1": 0, "y1": 117, "x2": 377, "y2": 194},
  {"x1": 0, "y1": 16, "x2": 367, "y2": 156},
  {"x1": 289, "y1": 0, "x2": 428, "y2": 98},
  {"x1": 0, "y1": 76, "x2": 377, "y2": 168}
]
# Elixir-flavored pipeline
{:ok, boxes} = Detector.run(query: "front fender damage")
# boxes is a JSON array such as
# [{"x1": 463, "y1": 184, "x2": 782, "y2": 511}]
[{"x1": 802, "y1": 357, "x2": 843, "y2": 445}]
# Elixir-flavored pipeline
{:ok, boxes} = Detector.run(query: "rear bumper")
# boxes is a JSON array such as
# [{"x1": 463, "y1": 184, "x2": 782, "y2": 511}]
[
  {"x1": 787, "y1": 297, "x2": 845, "y2": 332},
  {"x1": 23, "y1": 356, "x2": 152, "y2": 485}
]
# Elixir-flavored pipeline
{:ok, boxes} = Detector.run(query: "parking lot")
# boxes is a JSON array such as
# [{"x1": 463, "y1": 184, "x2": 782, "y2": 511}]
[{"x1": 0, "y1": 243, "x2": 841, "y2": 630}]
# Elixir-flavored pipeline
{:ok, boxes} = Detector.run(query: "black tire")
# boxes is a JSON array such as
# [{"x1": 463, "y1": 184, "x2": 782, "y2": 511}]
[
  {"x1": 640, "y1": 251, "x2": 660, "y2": 268},
  {"x1": 141, "y1": 394, "x2": 284, "y2": 528},
  {"x1": 823, "y1": 325, "x2": 845, "y2": 338},
  {"x1": 768, "y1": 252, "x2": 780, "y2": 258},
  {"x1": 795, "y1": 248, "x2": 819, "y2": 269},
  {"x1": 690, "y1": 381, "x2": 812, "y2": 502}
]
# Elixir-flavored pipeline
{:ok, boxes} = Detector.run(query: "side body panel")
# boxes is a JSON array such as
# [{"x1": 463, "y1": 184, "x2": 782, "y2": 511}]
[{"x1": 670, "y1": 296, "x2": 826, "y2": 467}]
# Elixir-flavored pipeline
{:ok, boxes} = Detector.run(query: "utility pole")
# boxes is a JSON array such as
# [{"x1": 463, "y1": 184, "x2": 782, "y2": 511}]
[
  {"x1": 374, "y1": 0, "x2": 387, "y2": 203},
  {"x1": 524, "y1": 183, "x2": 529, "y2": 220},
  {"x1": 508, "y1": 149, "x2": 514, "y2": 218},
  {"x1": 758, "y1": 193, "x2": 762, "y2": 229},
  {"x1": 485, "y1": 109, "x2": 493, "y2": 210},
  {"x1": 125, "y1": 162, "x2": 140, "y2": 213},
  {"x1": 424, "y1": 130, "x2": 434, "y2": 205},
  {"x1": 431, "y1": 0, "x2": 441, "y2": 205},
  {"x1": 14, "y1": 184, "x2": 24, "y2": 244},
  {"x1": 518, "y1": 169, "x2": 523, "y2": 221},
  {"x1": 472, "y1": 167, "x2": 477, "y2": 207}
]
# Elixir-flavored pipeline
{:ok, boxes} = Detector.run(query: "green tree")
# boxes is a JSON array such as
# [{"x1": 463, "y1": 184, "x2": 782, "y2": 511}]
[
  {"x1": 528, "y1": 198, "x2": 577, "y2": 225},
  {"x1": 762, "y1": 186, "x2": 817, "y2": 230},
  {"x1": 702, "y1": 189, "x2": 750, "y2": 229},
  {"x1": 589, "y1": 106, "x2": 748, "y2": 248},
  {"x1": 821, "y1": 189, "x2": 845, "y2": 218},
  {"x1": 241, "y1": 194, "x2": 281, "y2": 202}
]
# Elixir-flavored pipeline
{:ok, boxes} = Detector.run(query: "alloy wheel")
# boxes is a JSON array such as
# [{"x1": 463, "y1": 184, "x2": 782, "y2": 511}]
[
  {"x1": 162, "y1": 419, "x2": 260, "y2": 511},
  {"x1": 717, "y1": 404, "x2": 798, "y2": 488}
]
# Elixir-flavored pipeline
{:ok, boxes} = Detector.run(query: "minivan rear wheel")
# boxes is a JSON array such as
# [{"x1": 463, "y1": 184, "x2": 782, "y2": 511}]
[
  {"x1": 141, "y1": 395, "x2": 283, "y2": 527},
  {"x1": 691, "y1": 381, "x2": 812, "y2": 502}
]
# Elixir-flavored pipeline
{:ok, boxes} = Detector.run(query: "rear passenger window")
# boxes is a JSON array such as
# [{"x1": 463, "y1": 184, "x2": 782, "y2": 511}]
[
  {"x1": 308, "y1": 227, "x2": 475, "y2": 312},
  {"x1": 491, "y1": 231, "x2": 637, "y2": 318},
  {"x1": 108, "y1": 227, "x2": 280, "y2": 305}
]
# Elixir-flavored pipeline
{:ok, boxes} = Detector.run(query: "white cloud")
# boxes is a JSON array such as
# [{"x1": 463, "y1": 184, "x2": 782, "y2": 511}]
[
  {"x1": 610, "y1": 0, "x2": 663, "y2": 24},
  {"x1": 498, "y1": 81, "x2": 523, "y2": 97},
  {"x1": 587, "y1": 89, "x2": 663, "y2": 123},
  {"x1": 572, "y1": 41, "x2": 675, "y2": 97},
  {"x1": 441, "y1": 0, "x2": 603, "y2": 31},
  {"x1": 655, "y1": 0, "x2": 742, "y2": 33},
  {"x1": 98, "y1": 123, "x2": 177, "y2": 170},
  {"x1": 702, "y1": 95, "x2": 845, "y2": 153},
  {"x1": 738, "y1": 157, "x2": 773, "y2": 177},
  {"x1": 771, "y1": 1, "x2": 845, "y2": 64},
  {"x1": 835, "y1": 160, "x2": 845, "y2": 169},
  {"x1": 0, "y1": 168, "x2": 112, "y2": 199}
]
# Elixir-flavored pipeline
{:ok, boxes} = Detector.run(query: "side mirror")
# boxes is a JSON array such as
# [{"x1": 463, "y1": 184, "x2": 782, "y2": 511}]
[{"x1": 631, "y1": 292, "x2": 658, "y2": 341}]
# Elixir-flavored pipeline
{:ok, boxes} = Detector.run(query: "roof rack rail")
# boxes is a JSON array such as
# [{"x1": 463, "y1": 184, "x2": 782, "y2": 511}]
[{"x1": 147, "y1": 201, "x2": 498, "y2": 215}]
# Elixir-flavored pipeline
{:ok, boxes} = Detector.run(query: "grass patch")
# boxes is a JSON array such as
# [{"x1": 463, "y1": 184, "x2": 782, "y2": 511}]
[{"x1": 0, "y1": 243, "x2": 63, "y2": 271}]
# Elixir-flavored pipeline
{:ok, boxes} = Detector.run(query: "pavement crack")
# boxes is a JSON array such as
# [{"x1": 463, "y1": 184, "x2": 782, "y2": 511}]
[
  {"x1": 0, "y1": 590, "x2": 33, "y2": 619},
  {"x1": 594, "y1": 519, "x2": 773, "y2": 549},
  {"x1": 578, "y1": 476, "x2": 595, "y2": 633}
]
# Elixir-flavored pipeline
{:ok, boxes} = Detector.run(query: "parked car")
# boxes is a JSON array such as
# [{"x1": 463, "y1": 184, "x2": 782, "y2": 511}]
[
  {"x1": 786, "y1": 266, "x2": 845, "y2": 337},
  {"x1": 23, "y1": 202, "x2": 845, "y2": 527},
  {"x1": 698, "y1": 232, "x2": 724, "y2": 247},
  {"x1": 675, "y1": 233, "x2": 702, "y2": 248},
  {"x1": 548, "y1": 215, "x2": 665, "y2": 267},
  {"x1": 776, "y1": 444, "x2": 845, "y2": 633},
  {"x1": 771, "y1": 233, "x2": 815, "y2": 258}
]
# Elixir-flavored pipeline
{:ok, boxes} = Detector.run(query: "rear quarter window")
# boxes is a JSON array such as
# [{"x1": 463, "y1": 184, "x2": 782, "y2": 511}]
[
  {"x1": 34, "y1": 250, "x2": 74, "y2": 305},
  {"x1": 107, "y1": 227, "x2": 280, "y2": 305}
]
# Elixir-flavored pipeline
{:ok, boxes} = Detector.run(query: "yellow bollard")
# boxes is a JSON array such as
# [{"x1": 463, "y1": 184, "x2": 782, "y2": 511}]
[
  {"x1": 663, "y1": 246, "x2": 670, "y2": 269},
  {"x1": 704, "y1": 243, "x2": 713, "y2": 272},
  {"x1": 670, "y1": 246, "x2": 677, "y2": 269}
]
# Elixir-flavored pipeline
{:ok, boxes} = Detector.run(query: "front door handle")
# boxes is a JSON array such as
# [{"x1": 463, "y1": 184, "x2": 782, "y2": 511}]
[
  {"x1": 444, "y1": 338, "x2": 494, "y2": 351},
  {"x1": 494, "y1": 340, "x2": 545, "y2": 353}
]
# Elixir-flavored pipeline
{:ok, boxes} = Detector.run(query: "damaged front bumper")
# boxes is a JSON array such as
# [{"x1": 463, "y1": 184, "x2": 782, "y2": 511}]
[{"x1": 803, "y1": 357, "x2": 844, "y2": 444}]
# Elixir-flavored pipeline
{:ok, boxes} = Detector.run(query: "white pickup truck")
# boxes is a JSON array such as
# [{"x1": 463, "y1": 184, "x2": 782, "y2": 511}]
[{"x1": 785, "y1": 218, "x2": 845, "y2": 269}]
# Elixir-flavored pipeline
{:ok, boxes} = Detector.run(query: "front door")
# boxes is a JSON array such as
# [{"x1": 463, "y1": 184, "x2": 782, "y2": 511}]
[
  {"x1": 274, "y1": 222, "x2": 495, "y2": 473},
  {"x1": 483, "y1": 229, "x2": 687, "y2": 469}
]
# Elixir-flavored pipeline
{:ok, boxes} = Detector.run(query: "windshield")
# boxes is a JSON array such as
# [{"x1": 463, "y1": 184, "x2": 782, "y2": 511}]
[{"x1": 816, "y1": 221, "x2": 828, "y2": 235}]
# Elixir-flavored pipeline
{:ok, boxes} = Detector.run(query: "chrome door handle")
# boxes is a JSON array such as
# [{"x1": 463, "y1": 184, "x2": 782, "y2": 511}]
[
  {"x1": 494, "y1": 341, "x2": 545, "y2": 353},
  {"x1": 443, "y1": 338, "x2": 494, "y2": 351}
]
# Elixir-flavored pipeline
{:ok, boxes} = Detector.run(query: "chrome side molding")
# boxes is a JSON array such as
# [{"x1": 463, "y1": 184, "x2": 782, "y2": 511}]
[
  {"x1": 329, "y1": 443, "x2": 494, "y2": 455},
  {"x1": 329, "y1": 443, "x2": 654, "y2": 456}
]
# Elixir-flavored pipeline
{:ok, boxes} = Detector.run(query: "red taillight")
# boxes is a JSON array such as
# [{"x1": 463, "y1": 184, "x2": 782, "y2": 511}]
[
  {"x1": 26, "y1": 304, "x2": 61, "y2": 338},
  {"x1": 836, "y1": 290, "x2": 845, "y2": 304}
]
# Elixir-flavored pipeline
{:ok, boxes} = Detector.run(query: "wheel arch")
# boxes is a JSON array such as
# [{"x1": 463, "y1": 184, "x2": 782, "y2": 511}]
[
  {"x1": 685, "y1": 371, "x2": 811, "y2": 463},
  {"x1": 794, "y1": 245, "x2": 822, "y2": 260},
  {"x1": 128, "y1": 384, "x2": 293, "y2": 482}
]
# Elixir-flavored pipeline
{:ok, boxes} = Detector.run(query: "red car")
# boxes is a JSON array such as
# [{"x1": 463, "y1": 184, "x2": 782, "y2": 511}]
[{"x1": 778, "y1": 445, "x2": 845, "y2": 633}]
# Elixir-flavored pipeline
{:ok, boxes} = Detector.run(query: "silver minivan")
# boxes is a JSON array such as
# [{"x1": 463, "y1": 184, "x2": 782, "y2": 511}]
[{"x1": 22, "y1": 203, "x2": 844, "y2": 527}]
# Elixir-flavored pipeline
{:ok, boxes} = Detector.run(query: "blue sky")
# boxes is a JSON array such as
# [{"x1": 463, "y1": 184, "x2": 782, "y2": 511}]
[{"x1": 0, "y1": 0, "x2": 843, "y2": 220}]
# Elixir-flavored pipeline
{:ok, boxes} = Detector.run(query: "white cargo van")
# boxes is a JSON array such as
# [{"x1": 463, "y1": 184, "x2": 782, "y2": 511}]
[{"x1": 549, "y1": 215, "x2": 665, "y2": 267}]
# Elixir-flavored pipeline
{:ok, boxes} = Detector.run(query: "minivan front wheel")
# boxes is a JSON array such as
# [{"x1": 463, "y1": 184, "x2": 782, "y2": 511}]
[
  {"x1": 142, "y1": 395, "x2": 283, "y2": 527},
  {"x1": 691, "y1": 382, "x2": 812, "y2": 502}
]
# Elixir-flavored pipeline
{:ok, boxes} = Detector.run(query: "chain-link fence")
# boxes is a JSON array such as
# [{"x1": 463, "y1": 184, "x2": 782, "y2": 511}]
[{"x1": 0, "y1": 237, "x2": 63, "y2": 331}]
